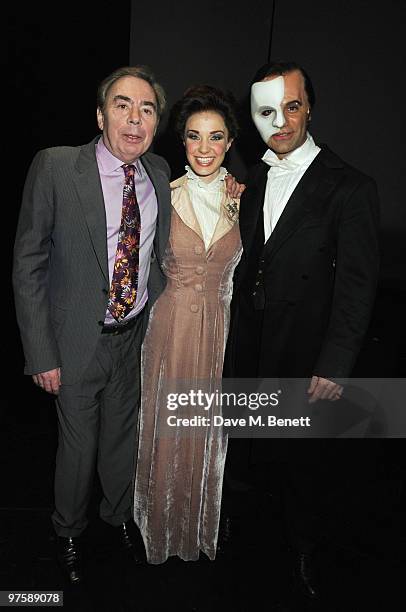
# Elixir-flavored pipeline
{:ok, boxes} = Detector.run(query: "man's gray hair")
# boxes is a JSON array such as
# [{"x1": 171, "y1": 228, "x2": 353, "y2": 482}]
[{"x1": 97, "y1": 65, "x2": 166, "y2": 118}]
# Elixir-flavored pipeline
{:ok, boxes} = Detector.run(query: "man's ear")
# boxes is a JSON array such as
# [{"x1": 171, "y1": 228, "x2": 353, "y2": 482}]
[{"x1": 97, "y1": 107, "x2": 104, "y2": 130}]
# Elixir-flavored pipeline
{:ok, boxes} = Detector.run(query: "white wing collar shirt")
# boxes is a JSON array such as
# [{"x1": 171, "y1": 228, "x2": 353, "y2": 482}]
[
  {"x1": 185, "y1": 165, "x2": 228, "y2": 250},
  {"x1": 262, "y1": 133, "x2": 320, "y2": 242}
]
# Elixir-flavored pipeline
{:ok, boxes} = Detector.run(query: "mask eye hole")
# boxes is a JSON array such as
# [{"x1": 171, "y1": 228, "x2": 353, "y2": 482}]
[{"x1": 260, "y1": 108, "x2": 274, "y2": 117}]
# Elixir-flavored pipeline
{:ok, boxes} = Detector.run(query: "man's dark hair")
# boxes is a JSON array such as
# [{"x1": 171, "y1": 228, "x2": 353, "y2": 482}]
[
  {"x1": 173, "y1": 84, "x2": 239, "y2": 140},
  {"x1": 252, "y1": 61, "x2": 315, "y2": 109}
]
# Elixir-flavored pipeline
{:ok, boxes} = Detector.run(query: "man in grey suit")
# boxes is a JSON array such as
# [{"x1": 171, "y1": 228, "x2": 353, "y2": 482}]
[{"x1": 13, "y1": 66, "x2": 171, "y2": 583}]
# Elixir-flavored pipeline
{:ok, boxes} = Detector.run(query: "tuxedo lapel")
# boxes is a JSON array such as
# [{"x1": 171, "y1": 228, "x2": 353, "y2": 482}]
[
  {"x1": 73, "y1": 139, "x2": 109, "y2": 282},
  {"x1": 141, "y1": 154, "x2": 171, "y2": 263},
  {"x1": 264, "y1": 153, "x2": 337, "y2": 260},
  {"x1": 239, "y1": 163, "x2": 268, "y2": 255}
]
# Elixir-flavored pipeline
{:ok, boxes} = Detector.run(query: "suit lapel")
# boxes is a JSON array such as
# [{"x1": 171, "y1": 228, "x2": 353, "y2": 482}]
[
  {"x1": 73, "y1": 138, "x2": 109, "y2": 282},
  {"x1": 239, "y1": 163, "x2": 268, "y2": 256},
  {"x1": 264, "y1": 153, "x2": 337, "y2": 260},
  {"x1": 73, "y1": 142, "x2": 171, "y2": 282},
  {"x1": 141, "y1": 154, "x2": 171, "y2": 263}
]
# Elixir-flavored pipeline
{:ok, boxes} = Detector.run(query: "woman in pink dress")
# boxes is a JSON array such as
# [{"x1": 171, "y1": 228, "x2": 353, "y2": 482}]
[{"x1": 134, "y1": 85, "x2": 241, "y2": 564}]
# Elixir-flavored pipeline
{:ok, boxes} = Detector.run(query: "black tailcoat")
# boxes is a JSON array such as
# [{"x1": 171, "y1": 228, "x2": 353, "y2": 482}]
[{"x1": 226, "y1": 145, "x2": 380, "y2": 379}]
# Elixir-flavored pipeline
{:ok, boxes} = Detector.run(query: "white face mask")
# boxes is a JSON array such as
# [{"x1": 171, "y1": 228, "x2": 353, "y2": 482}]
[{"x1": 251, "y1": 76, "x2": 285, "y2": 144}]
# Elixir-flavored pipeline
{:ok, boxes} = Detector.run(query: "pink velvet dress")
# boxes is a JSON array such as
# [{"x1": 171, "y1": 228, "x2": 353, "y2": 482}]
[{"x1": 133, "y1": 173, "x2": 241, "y2": 563}]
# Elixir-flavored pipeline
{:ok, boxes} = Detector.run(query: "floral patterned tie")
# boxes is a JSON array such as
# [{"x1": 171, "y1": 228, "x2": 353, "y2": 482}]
[{"x1": 107, "y1": 164, "x2": 141, "y2": 322}]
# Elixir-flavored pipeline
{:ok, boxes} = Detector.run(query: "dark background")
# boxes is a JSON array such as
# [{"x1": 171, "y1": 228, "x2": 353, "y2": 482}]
[
  {"x1": 3, "y1": 0, "x2": 405, "y2": 605},
  {"x1": 5, "y1": 0, "x2": 406, "y2": 554}
]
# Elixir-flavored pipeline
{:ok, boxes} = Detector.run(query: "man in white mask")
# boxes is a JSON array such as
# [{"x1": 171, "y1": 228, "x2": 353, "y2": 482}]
[{"x1": 225, "y1": 61, "x2": 379, "y2": 600}]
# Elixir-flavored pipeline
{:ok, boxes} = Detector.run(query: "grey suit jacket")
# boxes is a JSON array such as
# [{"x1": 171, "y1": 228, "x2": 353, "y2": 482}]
[{"x1": 13, "y1": 137, "x2": 171, "y2": 384}]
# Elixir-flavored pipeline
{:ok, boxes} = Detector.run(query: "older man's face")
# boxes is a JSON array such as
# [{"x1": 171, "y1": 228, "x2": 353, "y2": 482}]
[
  {"x1": 97, "y1": 76, "x2": 158, "y2": 163},
  {"x1": 251, "y1": 69, "x2": 310, "y2": 158}
]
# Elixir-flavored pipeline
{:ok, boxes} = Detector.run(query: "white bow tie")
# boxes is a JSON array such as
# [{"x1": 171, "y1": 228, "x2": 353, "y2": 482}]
[{"x1": 262, "y1": 151, "x2": 300, "y2": 172}]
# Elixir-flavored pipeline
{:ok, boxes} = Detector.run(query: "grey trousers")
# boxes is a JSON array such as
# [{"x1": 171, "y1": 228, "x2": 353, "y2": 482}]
[{"x1": 52, "y1": 314, "x2": 144, "y2": 537}]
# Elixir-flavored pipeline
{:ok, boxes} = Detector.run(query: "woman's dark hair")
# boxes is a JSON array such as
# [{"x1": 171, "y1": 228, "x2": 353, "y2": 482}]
[
  {"x1": 173, "y1": 85, "x2": 239, "y2": 140},
  {"x1": 252, "y1": 61, "x2": 315, "y2": 110}
]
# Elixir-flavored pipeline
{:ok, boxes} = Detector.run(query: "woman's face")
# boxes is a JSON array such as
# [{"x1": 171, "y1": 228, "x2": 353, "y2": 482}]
[{"x1": 183, "y1": 111, "x2": 232, "y2": 182}]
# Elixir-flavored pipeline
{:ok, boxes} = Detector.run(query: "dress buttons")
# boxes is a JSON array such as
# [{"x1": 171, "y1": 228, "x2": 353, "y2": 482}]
[
  {"x1": 195, "y1": 266, "x2": 204, "y2": 275},
  {"x1": 190, "y1": 304, "x2": 199, "y2": 313},
  {"x1": 195, "y1": 284, "x2": 203, "y2": 292},
  {"x1": 194, "y1": 246, "x2": 203, "y2": 255}
]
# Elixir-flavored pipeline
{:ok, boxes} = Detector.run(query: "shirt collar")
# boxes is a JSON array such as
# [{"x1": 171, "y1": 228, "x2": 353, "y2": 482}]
[
  {"x1": 185, "y1": 165, "x2": 228, "y2": 191},
  {"x1": 262, "y1": 133, "x2": 320, "y2": 171},
  {"x1": 96, "y1": 136, "x2": 143, "y2": 176}
]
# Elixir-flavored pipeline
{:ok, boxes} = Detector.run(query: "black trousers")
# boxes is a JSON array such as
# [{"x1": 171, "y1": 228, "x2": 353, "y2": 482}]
[
  {"x1": 234, "y1": 436, "x2": 379, "y2": 550},
  {"x1": 224, "y1": 298, "x2": 377, "y2": 552},
  {"x1": 52, "y1": 314, "x2": 145, "y2": 537}
]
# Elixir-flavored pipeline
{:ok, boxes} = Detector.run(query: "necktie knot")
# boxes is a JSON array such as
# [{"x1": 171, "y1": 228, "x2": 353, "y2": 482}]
[{"x1": 123, "y1": 164, "x2": 136, "y2": 178}]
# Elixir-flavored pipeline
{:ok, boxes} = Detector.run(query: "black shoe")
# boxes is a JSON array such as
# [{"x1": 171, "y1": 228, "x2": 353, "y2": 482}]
[
  {"x1": 113, "y1": 522, "x2": 144, "y2": 563},
  {"x1": 216, "y1": 516, "x2": 232, "y2": 554},
  {"x1": 293, "y1": 551, "x2": 319, "y2": 599},
  {"x1": 56, "y1": 536, "x2": 83, "y2": 584}
]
